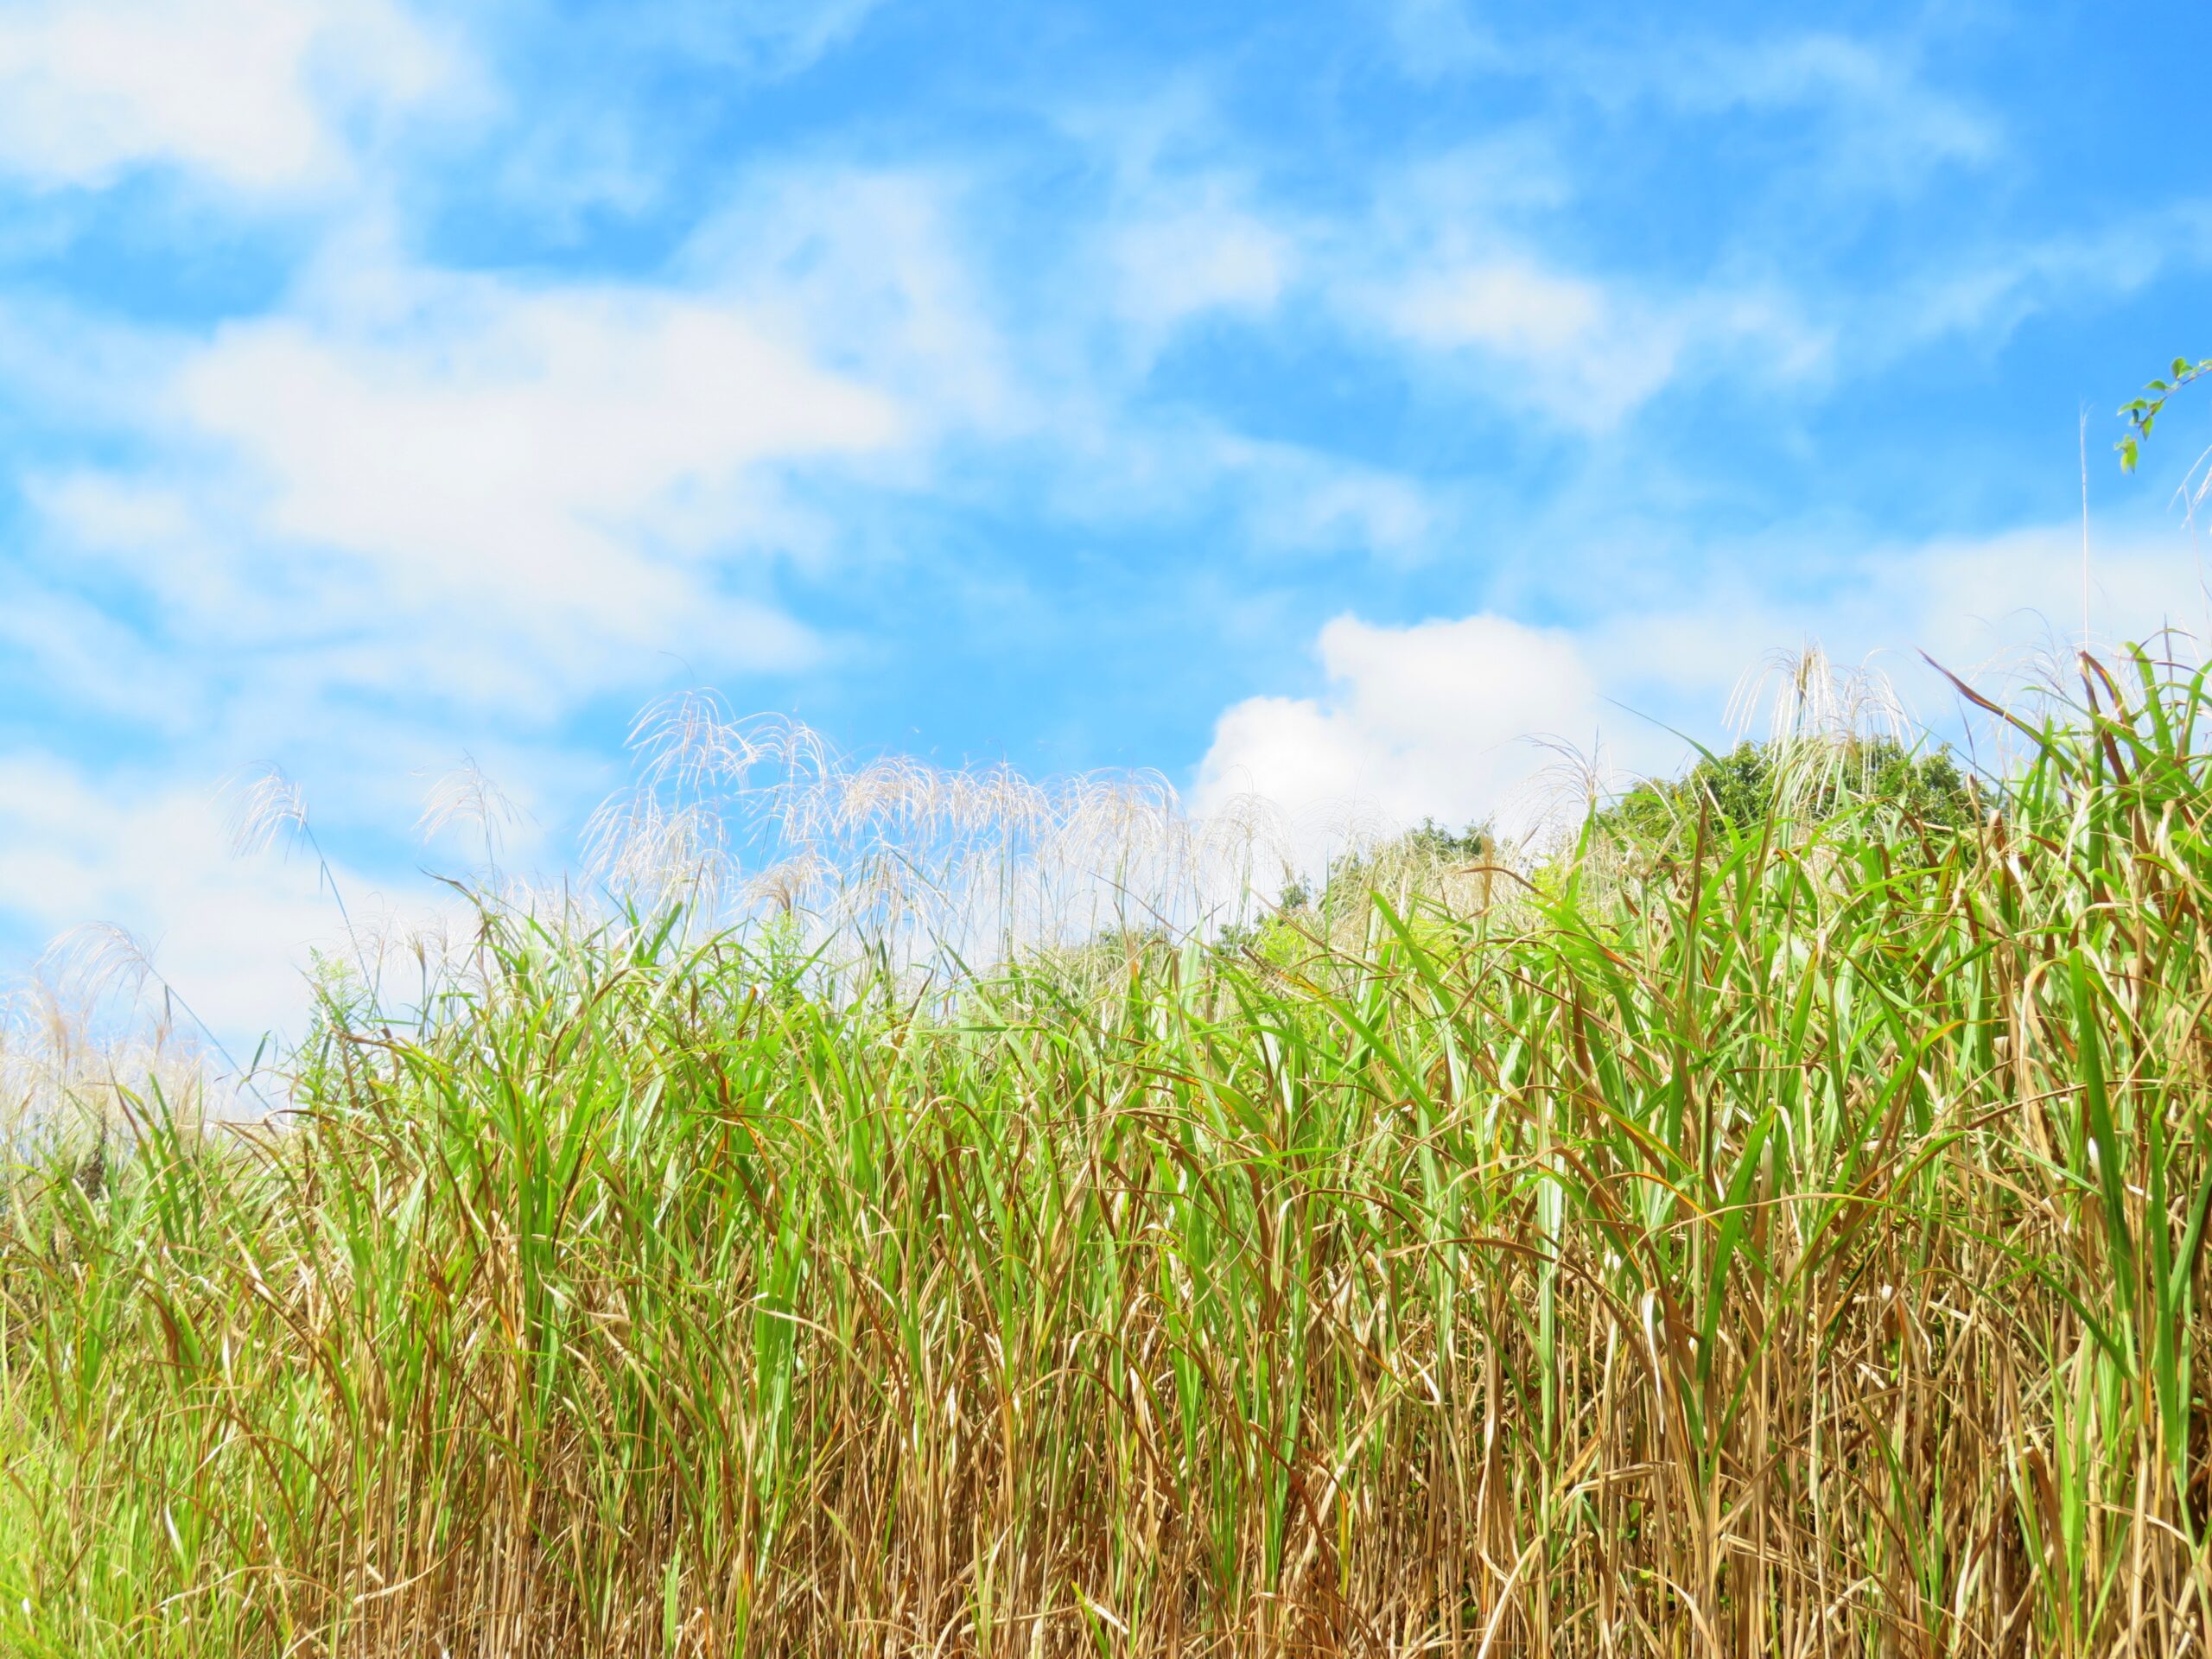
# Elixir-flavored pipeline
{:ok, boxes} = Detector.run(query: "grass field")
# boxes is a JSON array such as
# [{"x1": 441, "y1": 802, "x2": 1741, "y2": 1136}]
[{"x1": 3, "y1": 650, "x2": 2210, "y2": 1656}]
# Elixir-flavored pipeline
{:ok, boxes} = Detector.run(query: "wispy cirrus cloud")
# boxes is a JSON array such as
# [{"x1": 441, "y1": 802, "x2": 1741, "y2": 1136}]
[
  {"x1": 1381, "y1": 8, "x2": 2001, "y2": 195},
  {"x1": 1354, "y1": 250, "x2": 1828, "y2": 429},
  {"x1": 607, "y1": 0, "x2": 893, "y2": 77},
  {"x1": 1630, "y1": 32, "x2": 2001, "y2": 190},
  {"x1": 1867, "y1": 200, "x2": 2212, "y2": 357}
]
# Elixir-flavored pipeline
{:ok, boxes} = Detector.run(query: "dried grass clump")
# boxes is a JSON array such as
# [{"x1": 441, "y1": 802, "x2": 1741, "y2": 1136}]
[{"x1": 2, "y1": 927, "x2": 228, "y2": 1164}]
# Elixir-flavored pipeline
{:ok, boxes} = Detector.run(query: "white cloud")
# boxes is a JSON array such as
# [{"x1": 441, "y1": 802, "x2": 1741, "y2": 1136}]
[
  {"x1": 1302, "y1": 143, "x2": 1834, "y2": 429},
  {"x1": 1894, "y1": 525, "x2": 2212, "y2": 699},
  {"x1": 1385, "y1": 258, "x2": 1599, "y2": 359},
  {"x1": 1219, "y1": 438, "x2": 1439, "y2": 558},
  {"x1": 1193, "y1": 518, "x2": 2212, "y2": 871},
  {"x1": 1373, "y1": 257, "x2": 1680, "y2": 425},
  {"x1": 0, "y1": 162, "x2": 1027, "y2": 1037},
  {"x1": 0, "y1": 577, "x2": 201, "y2": 728},
  {"x1": 1662, "y1": 34, "x2": 1999, "y2": 188},
  {"x1": 0, "y1": 0, "x2": 456, "y2": 193},
  {"x1": 636, "y1": 0, "x2": 888, "y2": 77},
  {"x1": 1045, "y1": 86, "x2": 1306, "y2": 355},
  {"x1": 1583, "y1": 524, "x2": 2212, "y2": 722},
  {"x1": 1874, "y1": 203, "x2": 2212, "y2": 356},
  {"x1": 179, "y1": 289, "x2": 896, "y2": 583},
  {"x1": 32, "y1": 250, "x2": 909, "y2": 724},
  {"x1": 1357, "y1": 244, "x2": 1827, "y2": 428},
  {"x1": 1028, "y1": 407, "x2": 1447, "y2": 562},
  {"x1": 0, "y1": 168, "x2": 1002, "y2": 1036},
  {"x1": 688, "y1": 165, "x2": 1018, "y2": 437},
  {"x1": 1195, "y1": 613, "x2": 1623, "y2": 860},
  {"x1": 1105, "y1": 185, "x2": 1293, "y2": 333},
  {"x1": 1382, "y1": 16, "x2": 1999, "y2": 196},
  {"x1": 449, "y1": 1, "x2": 899, "y2": 222}
]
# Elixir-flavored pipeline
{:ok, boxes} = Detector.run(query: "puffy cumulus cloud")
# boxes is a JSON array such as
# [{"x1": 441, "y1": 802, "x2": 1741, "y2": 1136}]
[
  {"x1": 175, "y1": 283, "x2": 897, "y2": 598},
  {"x1": 1193, "y1": 613, "x2": 1626, "y2": 862},
  {"x1": 0, "y1": 0, "x2": 459, "y2": 194}
]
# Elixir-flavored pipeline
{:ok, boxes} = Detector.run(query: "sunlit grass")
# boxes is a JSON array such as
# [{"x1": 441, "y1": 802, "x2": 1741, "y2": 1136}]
[{"x1": 2, "y1": 649, "x2": 2209, "y2": 1655}]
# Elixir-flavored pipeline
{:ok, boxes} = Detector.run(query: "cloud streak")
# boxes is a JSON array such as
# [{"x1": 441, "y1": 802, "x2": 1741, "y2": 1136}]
[{"x1": 0, "y1": 0, "x2": 459, "y2": 194}]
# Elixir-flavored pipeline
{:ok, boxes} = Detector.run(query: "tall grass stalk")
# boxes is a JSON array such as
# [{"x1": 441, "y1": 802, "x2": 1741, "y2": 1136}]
[{"x1": 2, "y1": 652, "x2": 2210, "y2": 1655}]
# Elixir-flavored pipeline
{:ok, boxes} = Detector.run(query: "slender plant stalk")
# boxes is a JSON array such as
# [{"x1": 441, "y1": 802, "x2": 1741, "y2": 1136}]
[{"x1": 3, "y1": 651, "x2": 2210, "y2": 1656}]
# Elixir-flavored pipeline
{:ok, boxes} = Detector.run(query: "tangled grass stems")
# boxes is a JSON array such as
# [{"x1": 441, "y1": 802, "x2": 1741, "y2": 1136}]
[{"x1": 1, "y1": 649, "x2": 2210, "y2": 1655}]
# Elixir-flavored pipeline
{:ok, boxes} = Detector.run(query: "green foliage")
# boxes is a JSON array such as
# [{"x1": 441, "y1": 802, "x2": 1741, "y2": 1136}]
[
  {"x1": 1217, "y1": 818, "x2": 1495, "y2": 962},
  {"x1": 1313, "y1": 816, "x2": 1496, "y2": 927},
  {"x1": 1402, "y1": 814, "x2": 1497, "y2": 861},
  {"x1": 1210, "y1": 906, "x2": 1303, "y2": 963},
  {"x1": 4, "y1": 654, "x2": 2212, "y2": 1655},
  {"x1": 2119, "y1": 353, "x2": 2212, "y2": 472},
  {"x1": 1594, "y1": 734, "x2": 1975, "y2": 848}
]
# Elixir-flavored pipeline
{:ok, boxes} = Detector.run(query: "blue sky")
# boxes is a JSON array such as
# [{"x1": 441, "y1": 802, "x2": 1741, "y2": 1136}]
[{"x1": 1, "y1": 0, "x2": 2209, "y2": 1034}]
